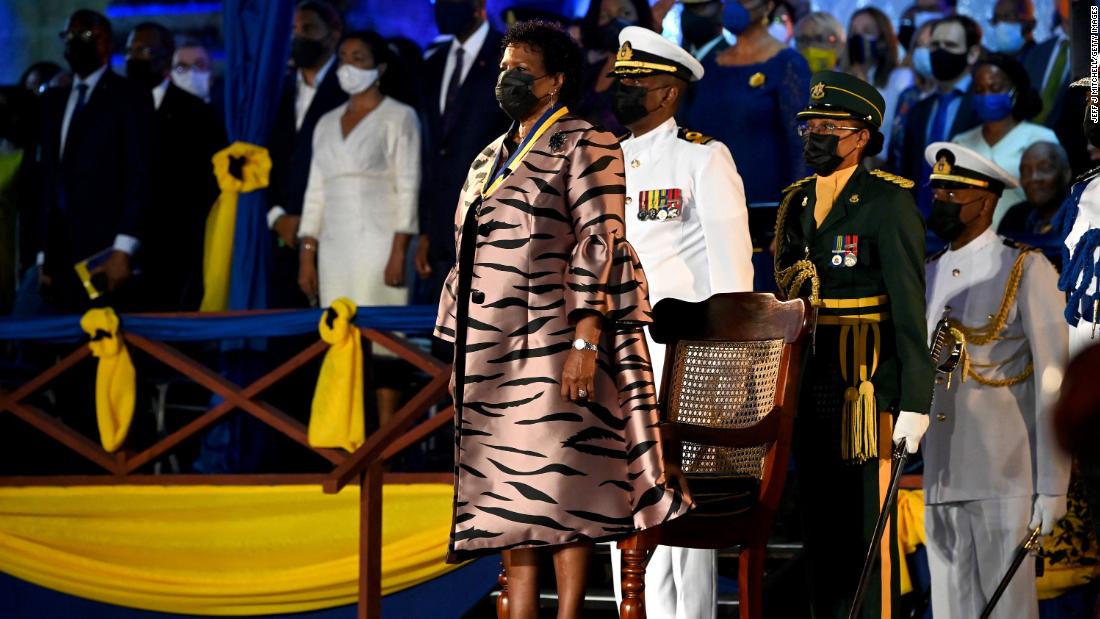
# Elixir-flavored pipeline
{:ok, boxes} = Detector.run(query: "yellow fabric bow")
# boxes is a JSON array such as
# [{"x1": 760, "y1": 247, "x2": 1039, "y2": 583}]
[
  {"x1": 79, "y1": 308, "x2": 136, "y2": 452},
  {"x1": 200, "y1": 141, "x2": 272, "y2": 311},
  {"x1": 309, "y1": 298, "x2": 365, "y2": 451}
]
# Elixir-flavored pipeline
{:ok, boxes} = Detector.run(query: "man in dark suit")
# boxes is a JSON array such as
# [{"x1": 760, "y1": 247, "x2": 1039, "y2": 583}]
[
  {"x1": 1023, "y1": 28, "x2": 1090, "y2": 175},
  {"x1": 893, "y1": 15, "x2": 983, "y2": 214},
  {"x1": 413, "y1": 0, "x2": 509, "y2": 308},
  {"x1": 37, "y1": 9, "x2": 154, "y2": 312},
  {"x1": 125, "y1": 22, "x2": 227, "y2": 311},
  {"x1": 266, "y1": 0, "x2": 346, "y2": 309}
]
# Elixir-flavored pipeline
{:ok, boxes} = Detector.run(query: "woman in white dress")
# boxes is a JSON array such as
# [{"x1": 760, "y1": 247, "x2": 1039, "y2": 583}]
[{"x1": 298, "y1": 30, "x2": 420, "y2": 424}]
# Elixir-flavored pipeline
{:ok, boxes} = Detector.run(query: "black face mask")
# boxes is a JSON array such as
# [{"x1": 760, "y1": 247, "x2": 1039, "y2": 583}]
[
  {"x1": 64, "y1": 38, "x2": 102, "y2": 77},
  {"x1": 495, "y1": 69, "x2": 545, "y2": 121},
  {"x1": 680, "y1": 11, "x2": 721, "y2": 49},
  {"x1": 126, "y1": 58, "x2": 163, "y2": 90},
  {"x1": 847, "y1": 34, "x2": 881, "y2": 66},
  {"x1": 612, "y1": 82, "x2": 656, "y2": 126},
  {"x1": 803, "y1": 133, "x2": 845, "y2": 176},
  {"x1": 435, "y1": 1, "x2": 477, "y2": 37},
  {"x1": 597, "y1": 18, "x2": 631, "y2": 52},
  {"x1": 930, "y1": 48, "x2": 968, "y2": 82},
  {"x1": 927, "y1": 199, "x2": 967, "y2": 242},
  {"x1": 291, "y1": 36, "x2": 328, "y2": 69},
  {"x1": 897, "y1": 22, "x2": 916, "y2": 52}
]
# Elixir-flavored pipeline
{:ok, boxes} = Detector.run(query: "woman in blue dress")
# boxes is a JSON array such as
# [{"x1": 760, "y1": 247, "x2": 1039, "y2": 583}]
[{"x1": 679, "y1": 0, "x2": 810, "y2": 205}]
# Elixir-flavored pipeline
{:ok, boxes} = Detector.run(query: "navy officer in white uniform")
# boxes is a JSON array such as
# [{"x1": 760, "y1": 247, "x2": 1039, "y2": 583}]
[
  {"x1": 607, "y1": 25, "x2": 754, "y2": 619},
  {"x1": 922, "y1": 142, "x2": 1070, "y2": 619}
]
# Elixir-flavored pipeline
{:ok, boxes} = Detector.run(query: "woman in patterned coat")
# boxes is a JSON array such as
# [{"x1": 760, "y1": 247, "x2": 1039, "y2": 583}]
[{"x1": 434, "y1": 21, "x2": 693, "y2": 616}]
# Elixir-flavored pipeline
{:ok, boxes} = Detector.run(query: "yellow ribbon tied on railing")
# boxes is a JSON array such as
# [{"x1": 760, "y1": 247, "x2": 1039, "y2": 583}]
[
  {"x1": 79, "y1": 308, "x2": 136, "y2": 452},
  {"x1": 309, "y1": 298, "x2": 365, "y2": 451},
  {"x1": 200, "y1": 141, "x2": 272, "y2": 312}
]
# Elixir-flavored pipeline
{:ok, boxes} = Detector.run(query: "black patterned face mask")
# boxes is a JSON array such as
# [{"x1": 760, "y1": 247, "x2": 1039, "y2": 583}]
[{"x1": 495, "y1": 69, "x2": 545, "y2": 121}]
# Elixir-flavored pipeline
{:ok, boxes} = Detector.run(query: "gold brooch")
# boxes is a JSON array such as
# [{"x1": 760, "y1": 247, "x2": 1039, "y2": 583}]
[
  {"x1": 617, "y1": 41, "x2": 634, "y2": 61},
  {"x1": 749, "y1": 72, "x2": 765, "y2": 88},
  {"x1": 810, "y1": 82, "x2": 826, "y2": 100},
  {"x1": 849, "y1": 194, "x2": 860, "y2": 203}
]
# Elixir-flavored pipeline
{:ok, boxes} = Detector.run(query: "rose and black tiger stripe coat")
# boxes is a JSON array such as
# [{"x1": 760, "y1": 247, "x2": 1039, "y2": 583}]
[{"x1": 435, "y1": 113, "x2": 693, "y2": 562}]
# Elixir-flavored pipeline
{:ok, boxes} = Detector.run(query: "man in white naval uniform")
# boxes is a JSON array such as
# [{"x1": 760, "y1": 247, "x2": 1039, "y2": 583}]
[
  {"x1": 922, "y1": 142, "x2": 1070, "y2": 619},
  {"x1": 606, "y1": 26, "x2": 754, "y2": 619}
]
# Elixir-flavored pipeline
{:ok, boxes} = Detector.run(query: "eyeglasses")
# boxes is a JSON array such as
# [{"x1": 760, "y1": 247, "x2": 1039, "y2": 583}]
[
  {"x1": 59, "y1": 30, "x2": 95, "y2": 43},
  {"x1": 797, "y1": 122, "x2": 863, "y2": 137}
]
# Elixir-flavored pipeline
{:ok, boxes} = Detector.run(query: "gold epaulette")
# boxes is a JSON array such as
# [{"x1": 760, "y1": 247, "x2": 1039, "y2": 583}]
[
  {"x1": 781, "y1": 175, "x2": 815, "y2": 194},
  {"x1": 677, "y1": 127, "x2": 715, "y2": 145},
  {"x1": 870, "y1": 169, "x2": 915, "y2": 189}
]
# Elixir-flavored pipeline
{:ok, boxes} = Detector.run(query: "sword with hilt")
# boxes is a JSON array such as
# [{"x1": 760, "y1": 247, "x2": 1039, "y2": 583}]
[
  {"x1": 978, "y1": 527, "x2": 1043, "y2": 619},
  {"x1": 848, "y1": 314, "x2": 965, "y2": 619}
]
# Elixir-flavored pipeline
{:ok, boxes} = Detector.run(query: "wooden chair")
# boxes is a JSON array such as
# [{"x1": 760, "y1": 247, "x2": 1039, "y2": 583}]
[{"x1": 617, "y1": 292, "x2": 812, "y2": 619}]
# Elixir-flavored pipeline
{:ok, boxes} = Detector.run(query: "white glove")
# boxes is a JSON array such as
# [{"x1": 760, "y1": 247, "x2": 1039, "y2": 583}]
[
  {"x1": 1029, "y1": 494, "x2": 1068, "y2": 535},
  {"x1": 891, "y1": 411, "x2": 929, "y2": 454}
]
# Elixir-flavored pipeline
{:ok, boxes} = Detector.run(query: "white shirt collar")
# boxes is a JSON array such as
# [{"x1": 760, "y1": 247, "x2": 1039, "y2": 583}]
[
  {"x1": 944, "y1": 227, "x2": 998, "y2": 262},
  {"x1": 453, "y1": 20, "x2": 490, "y2": 58},
  {"x1": 623, "y1": 117, "x2": 678, "y2": 146},
  {"x1": 74, "y1": 64, "x2": 109, "y2": 96},
  {"x1": 152, "y1": 78, "x2": 170, "y2": 110},
  {"x1": 298, "y1": 53, "x2": 336, "y2": 90}
]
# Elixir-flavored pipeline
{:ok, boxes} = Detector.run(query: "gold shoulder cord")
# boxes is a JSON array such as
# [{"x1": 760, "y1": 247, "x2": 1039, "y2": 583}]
[
  {"x1": 773, "y1": 182, "x2": 821, "y2": 305},
  {"x1": 945, "y1": 250, "x2": 1036, "y2": 387}
]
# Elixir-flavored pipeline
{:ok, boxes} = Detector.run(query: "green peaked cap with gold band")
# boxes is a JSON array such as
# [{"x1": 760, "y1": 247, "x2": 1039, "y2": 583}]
[{"x1": 796, "y1": 70, "x2": 886, "y2": 129}]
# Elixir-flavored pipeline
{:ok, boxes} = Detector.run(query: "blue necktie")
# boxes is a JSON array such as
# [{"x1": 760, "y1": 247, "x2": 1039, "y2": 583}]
[
  {"x1": 919, "y1": 90, "x2": 960, "y2": 214},
  {"x1": 928, "y1": 89, "x2": 958, "y2": 144}
]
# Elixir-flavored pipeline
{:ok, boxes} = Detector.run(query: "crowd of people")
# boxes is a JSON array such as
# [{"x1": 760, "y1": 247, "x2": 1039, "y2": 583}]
[
  {"x1": 0, "y1": 0, "x2": 1097, "y2": 617},
  {"x1": 0, "y1": 0, "x2": 1090, "y2": 321}
]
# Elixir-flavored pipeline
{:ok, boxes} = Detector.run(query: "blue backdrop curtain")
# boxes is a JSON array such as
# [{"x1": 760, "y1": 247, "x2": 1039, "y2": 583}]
[
  {"x1": 198, "y1": 0, "x2": 293, "y2": 472},
  {"x1": 223, "y1": 0, "x2": 293, "y2": 312}
]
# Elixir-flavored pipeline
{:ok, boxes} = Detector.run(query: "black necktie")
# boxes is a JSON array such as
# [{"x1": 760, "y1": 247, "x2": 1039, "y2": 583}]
[
  {"x1": 73, "y1": 83, "x2": 89, "y2": 121},
  {"x1": 445, "y1": 46, "x2": 465, "y2": 114}
]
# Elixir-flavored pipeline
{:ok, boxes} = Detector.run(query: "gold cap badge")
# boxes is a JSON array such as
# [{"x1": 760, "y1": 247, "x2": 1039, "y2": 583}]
[
  {"x1": 933, "y1": 157, "x2": 952, "y2": 175},
  {"x1": 617, "y1": 41, "x2": 634, "y2": 62},
  {"x1": 810, "y1": 82, "x2": 826, "y2": 100}
]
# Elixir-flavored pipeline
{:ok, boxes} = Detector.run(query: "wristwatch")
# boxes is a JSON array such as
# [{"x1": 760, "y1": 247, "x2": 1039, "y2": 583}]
[{"x1": 572, "y1": 338, "x2": 597, "y2": 352}]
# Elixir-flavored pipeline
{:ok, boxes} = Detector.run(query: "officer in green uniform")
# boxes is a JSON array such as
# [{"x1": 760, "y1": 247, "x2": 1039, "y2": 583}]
[{"x1": 773, "y1": 71, "x2": 935, "y2": 618}]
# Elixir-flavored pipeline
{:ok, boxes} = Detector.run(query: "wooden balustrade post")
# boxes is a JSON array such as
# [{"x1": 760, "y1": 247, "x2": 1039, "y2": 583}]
[{"x1": 359, "y1": 460, "x2": 383, "y2": 619}]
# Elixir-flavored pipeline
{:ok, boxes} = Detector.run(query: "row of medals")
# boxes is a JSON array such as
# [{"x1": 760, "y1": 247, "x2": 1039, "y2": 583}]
[{"x1": 638, "y1": 205, "x2": 681, "y2": 221}]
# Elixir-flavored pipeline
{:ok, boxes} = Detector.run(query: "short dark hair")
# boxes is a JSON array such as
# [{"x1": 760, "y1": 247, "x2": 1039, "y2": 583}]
[
  {"x1": 69, "y1": 8, "x2": 112, "y2": 38},
  {"x1": 933, "y1": 14, "x2": 982, "y2": 49},
  {"x1": 501, "y1": 20, "x2": 582, "y2": 107},
  {"x1": 976, "y1": 53, "x2": 1043, "y2": 120},
  {"x1": 134, "y1": 21, "x2": 176, "y2": 57},
  {"x1": 340, "y1": 30, "x2": 394, "y2": 68},
  {"x1": 296, "y1": 0, "x2": 343, "y2": 33}
]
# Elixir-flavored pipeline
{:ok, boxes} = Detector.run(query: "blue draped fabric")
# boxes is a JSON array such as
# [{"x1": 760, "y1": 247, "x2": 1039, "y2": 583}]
[
  {"x1": 222, "y1": 0, "x2": 293, "y2": 312},
  {"x1": 0, "y1": 305, "x2": 438, "y2": 343}
]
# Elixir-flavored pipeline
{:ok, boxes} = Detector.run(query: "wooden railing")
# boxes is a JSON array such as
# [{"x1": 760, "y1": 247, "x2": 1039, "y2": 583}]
[{"x1": 0, "y1": 310, "x2": 455, "y2": 618}]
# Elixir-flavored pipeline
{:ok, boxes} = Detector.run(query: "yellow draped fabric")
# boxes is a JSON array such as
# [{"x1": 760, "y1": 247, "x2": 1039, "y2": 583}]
[
  {"x1": 79, "y1": 308, "x2": 136, "y2": 452},
  {"x1": 896, "y1": 489, "x2": 924, "y2": 594},
  {"x1": 0, "y1": 484, "x2": 461, "y2": 615},
  {"x1": 201, "y1": 142, "x2": 272, "y2": 312},
  {"x1": 309, "y1": 298, "x2": 365, "y2": 451}
]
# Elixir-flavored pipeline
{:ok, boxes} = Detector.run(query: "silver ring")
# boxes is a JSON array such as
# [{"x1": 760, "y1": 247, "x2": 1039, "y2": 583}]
[{"x1": 577, "y1": 389, "x2": 588, "y2": 398}]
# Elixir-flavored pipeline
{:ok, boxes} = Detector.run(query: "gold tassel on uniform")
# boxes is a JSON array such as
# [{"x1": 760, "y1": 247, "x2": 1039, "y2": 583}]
[
  {"x1": 79, "y1": 308, "x2": 136, "y2": 453},
  {"x1": 838, "y1": 321, "x2": 882, "y2": 463}
]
